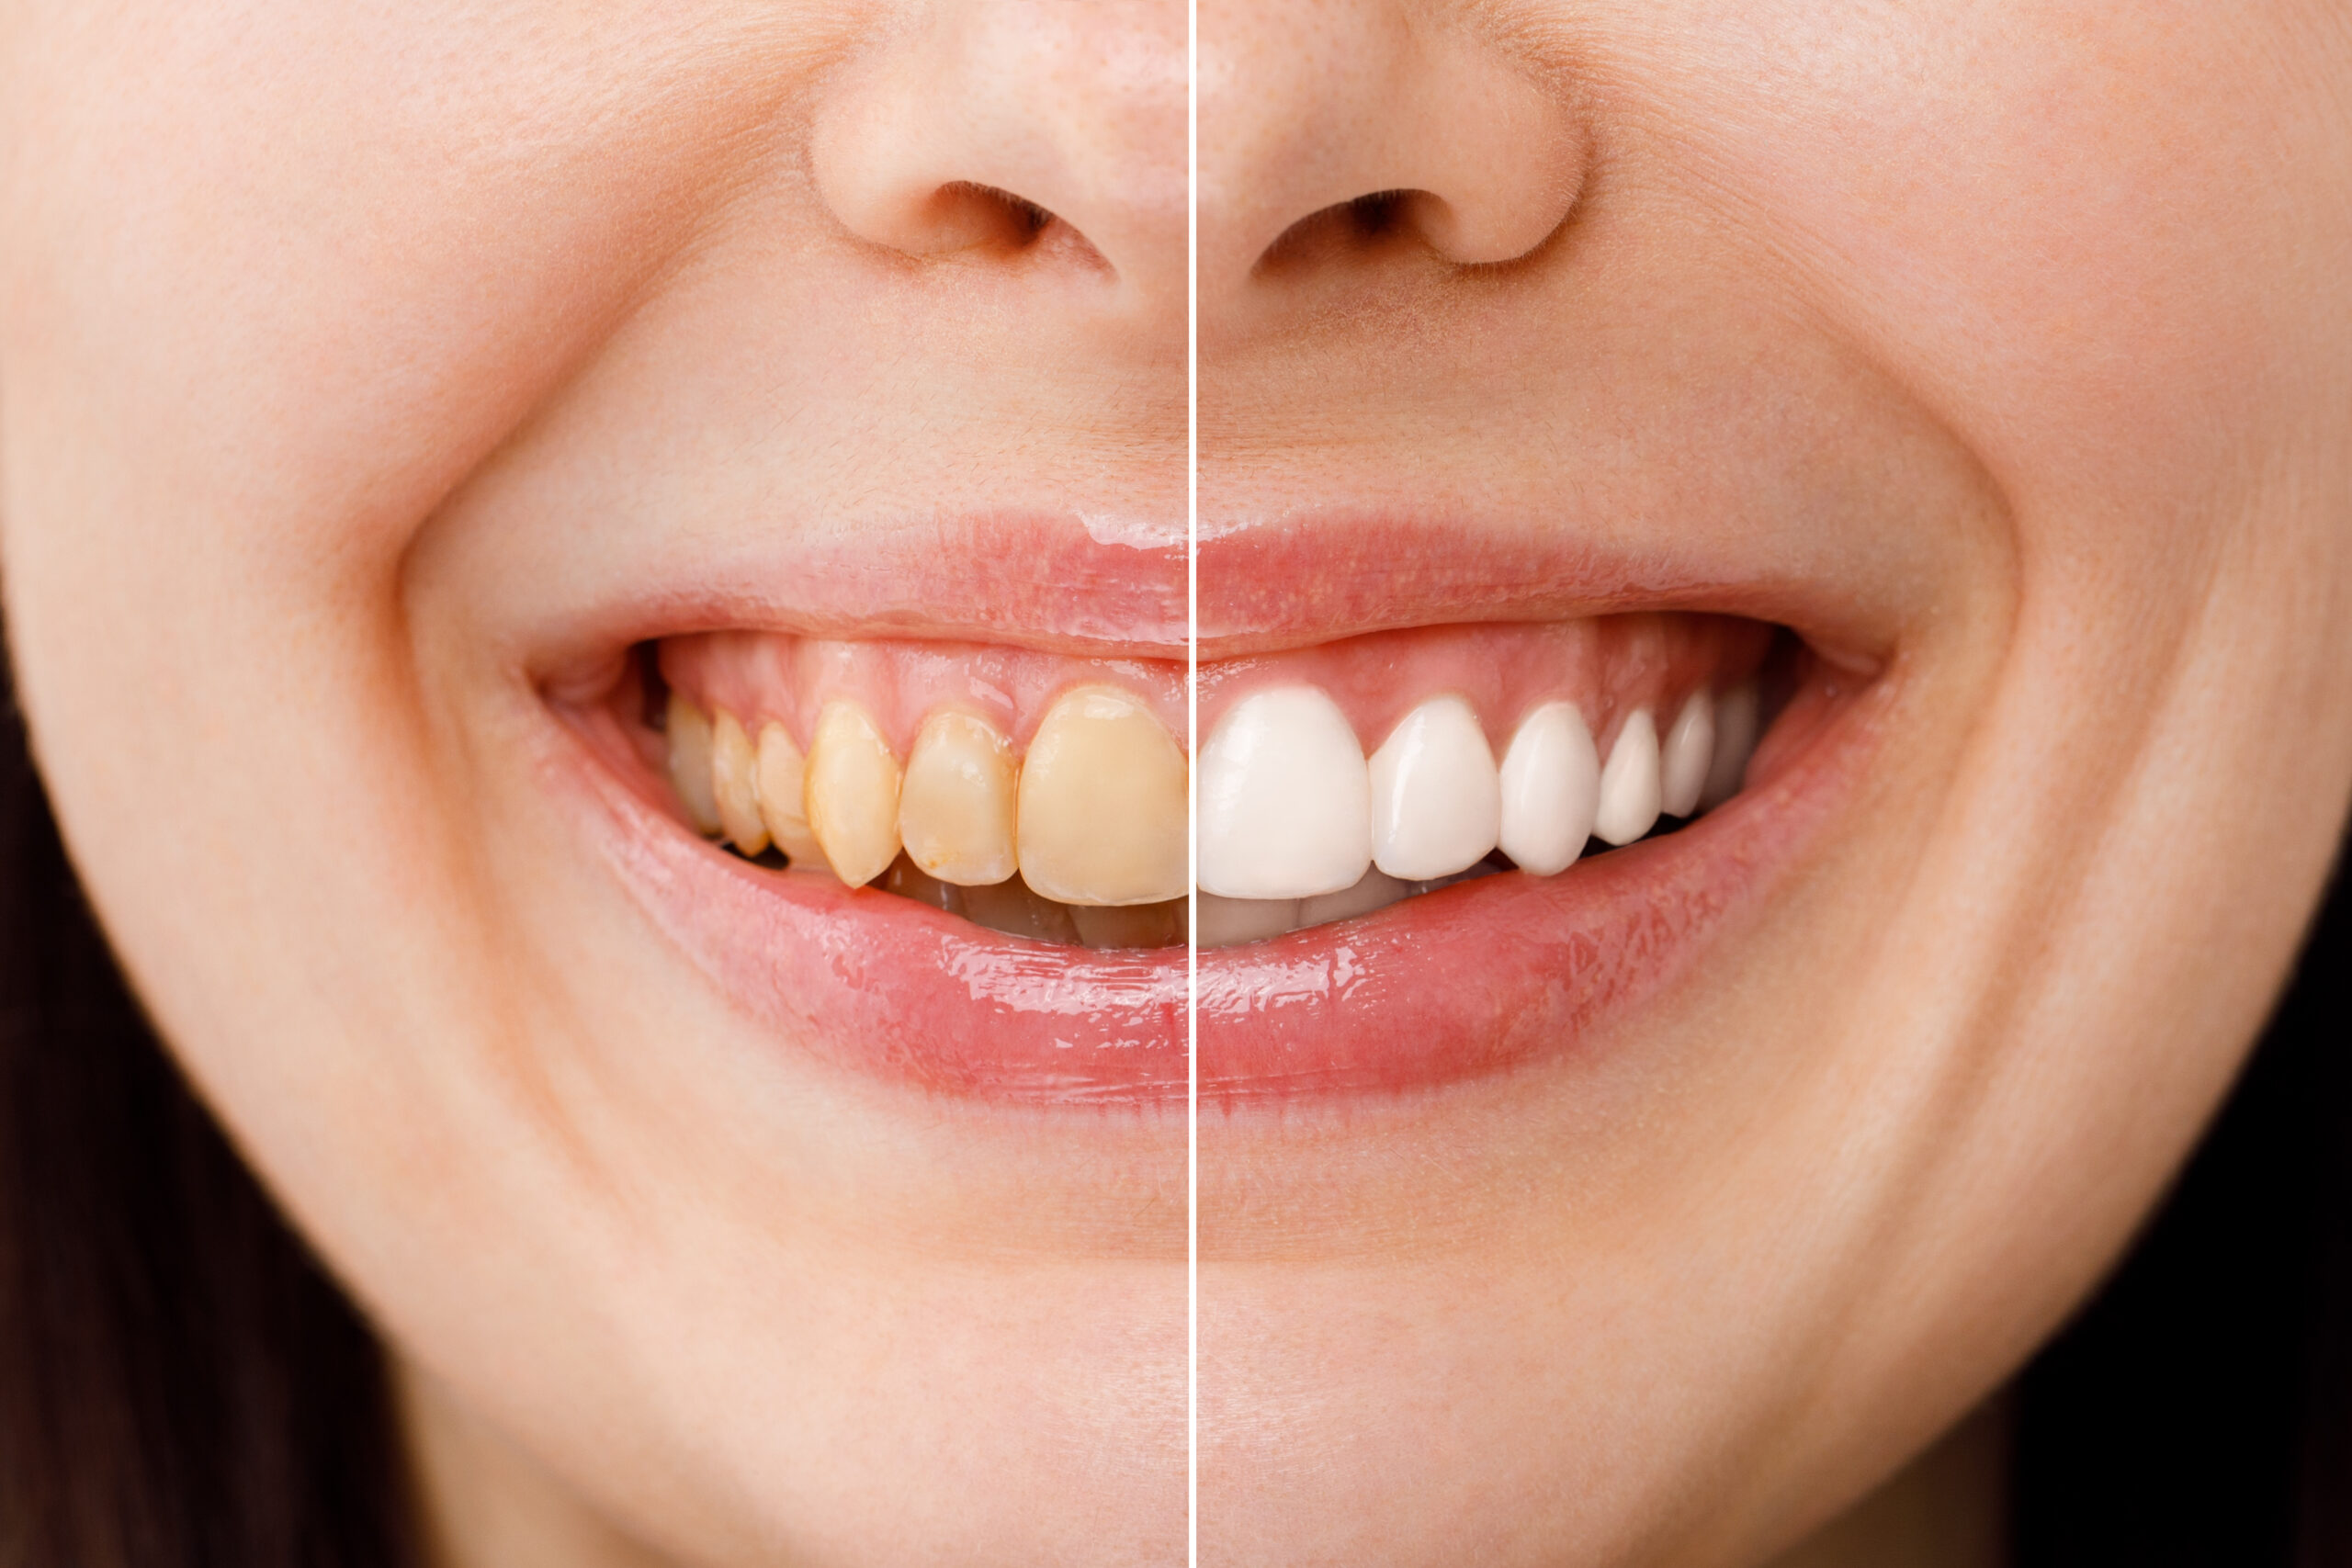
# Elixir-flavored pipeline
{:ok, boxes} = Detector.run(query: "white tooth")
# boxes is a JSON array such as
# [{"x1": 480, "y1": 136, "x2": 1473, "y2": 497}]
[
  {"x1": 1658, "y1": 689, "x2": 1715, "y2": 818},
  {"x1": 1591, "y1": 707, "x2": 1663, "y2": 846},
  {"x1": 1197, "y1": 686, "x2": 1372, "y2": 899},
  {"x1": 1498, "y1": 702, "x2": 1600, "y2": 875},
  {"x1": 1701, "y1": 682, "x2": 1759, "y2": 810},
  {"x1": 1367, "y1": 694, "x2": 1499, "y2": 881},
  {"x1": 1296, "y1": 868, "x2": 1412, "y2": 929},
  {"x1": 665, "y1": 694, "x2": 722, "y2": 836},
  {"x1": 1195, "y1": 893, "x2": 1303, "y2": 948}
]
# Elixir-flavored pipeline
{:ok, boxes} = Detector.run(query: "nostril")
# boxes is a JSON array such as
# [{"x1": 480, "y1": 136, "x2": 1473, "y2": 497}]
[
  {"x1": 1256, "y1": 189, "x2": 1424, "y2": 276},
  {"x1": 918, "y1": 182, "x2": 1059, "y2": 255}
]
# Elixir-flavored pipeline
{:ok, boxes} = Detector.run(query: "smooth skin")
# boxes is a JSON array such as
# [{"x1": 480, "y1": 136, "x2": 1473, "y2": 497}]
[
  {"x1": 2, "y1": 3, "x2": 1186, "y2": 1564},
  {"x1": 1200, "y1": 3, "x2": 2352, "y2": 1564}
]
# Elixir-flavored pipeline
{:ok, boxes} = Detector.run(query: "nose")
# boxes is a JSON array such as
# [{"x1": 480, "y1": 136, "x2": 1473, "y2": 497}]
[
  {"x1": 1198, "y1": 1, "x2": 1587, "y2": 317},
  {"x1": 811, "y1": 0, "x2": 1187, "y2": 325}
]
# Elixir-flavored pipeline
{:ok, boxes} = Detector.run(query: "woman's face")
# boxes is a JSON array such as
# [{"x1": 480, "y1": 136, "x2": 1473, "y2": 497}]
[{"x1": 4, "y1": 2, "x2": 2349, "y2": 1565}]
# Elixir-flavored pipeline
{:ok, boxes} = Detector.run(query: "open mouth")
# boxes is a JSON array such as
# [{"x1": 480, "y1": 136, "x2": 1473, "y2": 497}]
[{"x1": 541, "y1": 523, "x2": 1878, "y2": 1110}]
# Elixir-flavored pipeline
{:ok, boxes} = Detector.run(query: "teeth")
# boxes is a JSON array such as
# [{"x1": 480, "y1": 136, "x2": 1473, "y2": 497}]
[
  {"x1": 1702, "y1": 682, "x2": 1759, "y2": 810},
  {"x1": 898, "y1": 710, "x2": 1020, "y2": 886},
  {"x1": 1196, "y1": 893, "x2": 1303, "y2": 948},
  {"x1": 1497, "y1": 702, "x2": 1600, "y2": 876},
  {"x1": 962, "y1": 875, "x2": 1082, "y2": 943},
  {"x1": 665, "y1": 694, "x2": 723, "y2": 836},
  {"x1": 1591, "y1": 706, "x2": 1663, "y2": 847},
  {"x1": 1368, "y1": 694, "x2": 1500, "y2": 882},
  {"x1": 1069, "y1": 900, "x2": 1187, "y2": 950},
  {"x1": 709, "y1": 710, "x2": 769, "y2": 855},
  {"x1": 1015, "y1": 686, "x2": 1188, "y2": 907},
  {"x1": 1297, "y1": 867, "x2": 1412, "y2": 928},
  {"x1": 804, "y1": 700, "x2": 905, "y2": 888},
  {"x1": 1658, "y1": 689, "x2": 1715, "y2": 819},
  {"x1": 1198, "y1": 686, "x2": 1373, "y2": 899},
  {"x1": 755, "y1": 723, "x2": 829, "y2": 871}
]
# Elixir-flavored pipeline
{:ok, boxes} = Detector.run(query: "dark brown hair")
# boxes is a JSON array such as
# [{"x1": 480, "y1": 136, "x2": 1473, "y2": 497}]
[
  {"x1": 0, "y1": 653, "x2": 417, "y2": 1563},
  {"x1": 0, "y1": 622, "x2": 2344, "y2": 1562}
]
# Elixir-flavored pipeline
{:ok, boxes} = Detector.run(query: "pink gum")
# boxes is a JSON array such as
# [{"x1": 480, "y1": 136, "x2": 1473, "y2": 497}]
[
  {"x1": 659, "y1": 634, "x2": 1190, "y2": 755},
  {"x1": 1197, "y1": 614, "x2": 1772, "y2": 752}
]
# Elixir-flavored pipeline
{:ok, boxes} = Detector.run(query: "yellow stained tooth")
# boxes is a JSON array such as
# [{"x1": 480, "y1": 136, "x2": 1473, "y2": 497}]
[
  {"x1": 665, "y1": 694, "x2": 722, "y2": 836},
  {"x1": 1070, "y1": 900, "x2": 1187, "y2": 950},
  {"x1": 710, "y1": 710, "x2": 768, "y2": 855},
  {"x1": 804, "y1": 700, "x2": 903, "y2": 888},
  {"x1": 899, "y1": 710, "x2": 1018, "y2": 886},
  {"x1": 1015, "y1": 685, "x2": 1187, "y2": 906},
  {"x1": 961, "y1": 876, "x2": 1082, "y2": 944},
  {"x1": 754, "y1": 723, "x2": 828, "y2": 872}
]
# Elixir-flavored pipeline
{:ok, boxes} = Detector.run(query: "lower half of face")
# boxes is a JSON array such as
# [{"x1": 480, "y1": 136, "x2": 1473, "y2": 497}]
[{"x1": 4, "y1": 0, "x2": 2351, "y2": 1564}]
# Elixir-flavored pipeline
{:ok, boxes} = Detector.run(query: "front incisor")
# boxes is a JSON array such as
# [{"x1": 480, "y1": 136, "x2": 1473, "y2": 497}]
[
  {"x1": 898, "y1": 711, "x2": 1018, "y2": 886},
  {"x1": 1016, "y1": 686, "x2": 1187, "y2": 906},
  {"x1": 754, "y1": 723, "x2": 828, "y2": 872},
  {"x1": 804, "y1": 701, "x2": 903, "y2": 888}
]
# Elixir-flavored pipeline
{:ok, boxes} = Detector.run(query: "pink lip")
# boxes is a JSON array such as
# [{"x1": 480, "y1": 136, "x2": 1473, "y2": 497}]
[{"x1": 540, "y1": 511, "x2": 1879, "y2": 1109}]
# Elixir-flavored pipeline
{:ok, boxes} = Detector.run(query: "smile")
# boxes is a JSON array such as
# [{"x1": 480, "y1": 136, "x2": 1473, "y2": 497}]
[{"x1": 540, "y1": 516, "x2": 1882, "y2": 1111}]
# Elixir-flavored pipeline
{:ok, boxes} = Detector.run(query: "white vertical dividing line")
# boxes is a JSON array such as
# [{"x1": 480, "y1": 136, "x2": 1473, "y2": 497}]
[{"x1": 1184, "y1": 0, "x2": 1201, "y2": 1557}]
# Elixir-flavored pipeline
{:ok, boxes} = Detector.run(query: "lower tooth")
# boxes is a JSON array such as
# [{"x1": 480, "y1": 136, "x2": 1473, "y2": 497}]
[
  {"x1": 665, "y1": 694, "x2": 723, "y2": 837},
  {"x1": 1296, "y1": 868, "x2": 1411, "y2": 927},
  {"x1": 1069, "y1": 900, "x2": 1187, "y2": 950},
  {"x1": 962, "y1": 876, "x2": 1083, "y2": 943},
  {"x1": 805, "y1": 701, "x2": 904, "y2": 888},
  {"x1": 1195, "y1": 893, "x2": 1303, "y2": 949}
]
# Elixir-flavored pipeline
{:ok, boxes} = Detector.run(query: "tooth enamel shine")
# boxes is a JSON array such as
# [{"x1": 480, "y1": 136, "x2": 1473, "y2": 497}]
[
  {"x1": 1015, "y1": 686, "x2": 1188, "y2": 906},
  {"x1": 1659, "y1": 690, "x2": 1715, "y2": 818},
  {"x1": 710, "y1": 709, "x2": 769, "y2": 855},
  {"x1": 804, "y1": 700, "x2": 904, "y2": 888},
  {"x1": 755, "y1": 722, "x2": 828, "y2": 871},
  {"x1": 899, "y1": 710, "x2": 1019, "y2": 886},
  {"x1": 1592, "y1": 707, "x2": 1663, "y2": 846},
  {"x1": 1368, "y1": 694, "x2": 1500, "y2": 881},
  {"x1": 1498, "y1": 702, "x2": 1600, "y2": 875},
  {"x1": 1198, "y1": 685, "x2": 1373, "y2": 900}
]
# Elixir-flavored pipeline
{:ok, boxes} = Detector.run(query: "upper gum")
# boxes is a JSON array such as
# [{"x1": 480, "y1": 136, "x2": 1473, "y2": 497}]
[{"x1": 656, "y1": 613, "x2": 1771, "y2": 758}]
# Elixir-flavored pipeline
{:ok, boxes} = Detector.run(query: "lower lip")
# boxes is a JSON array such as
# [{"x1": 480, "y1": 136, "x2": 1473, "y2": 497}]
[{"x1": 558, "y1": 671, "x2": 1871, "y2": 1111}]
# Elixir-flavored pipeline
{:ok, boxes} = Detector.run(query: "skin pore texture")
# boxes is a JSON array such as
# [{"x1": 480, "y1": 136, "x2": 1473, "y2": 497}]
[{"x1": 0, "y1": 6, "x2": 2348, "y2": 1568}]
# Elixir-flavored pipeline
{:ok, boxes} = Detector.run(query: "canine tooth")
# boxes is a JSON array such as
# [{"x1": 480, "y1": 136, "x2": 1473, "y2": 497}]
[
  {"x1": 1659, "y1": 690, "x2": 1715, "y2": 818},
  {"x1": 755, "y1": 724, "x2": 828, "y2": 871},
  {"x1": 1592, "y1": 707, "x2": 1663, "y2": 846},
  {"x1": 962, "y1": 876, "x2": 1083, "y2": 943},
  {"x1": 804, "y1": 700, "x2": 904, "y2": 888},
  {"x1": 1071, "y1": 900, "x2": 1187, "y2": 950},
  {"x1": 1701, "y1": 682, "x2": 1759, "y2": 810},
  {"x1": 665, "y1": 694, "x2": 722, "y2": 836},
  {"x1": 899, "y1": 710, "x2": 1019, "y2": 886},
  {"x1": 1197, "y1": 686, "x2": 1372, "y2": 899},
  {"x1": 1368, "y1": 694, "x2": 1500, "y2": 881},
  {"x1": 1196, "y1": 893, "x2": 1302, "y2": 948},
  {"x1": 710, "y1": 710, "x2": 769, "y2": 854},
  {"x1": 1015, "y1": 686, "x2": 1188, "y2": 906},
  {"x1": 1498, "y1": 702, "x2": 1600, "y2": 875},
  {"x1": 1297, "y1": 868, "x2": 1411, "y2": 928}
]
